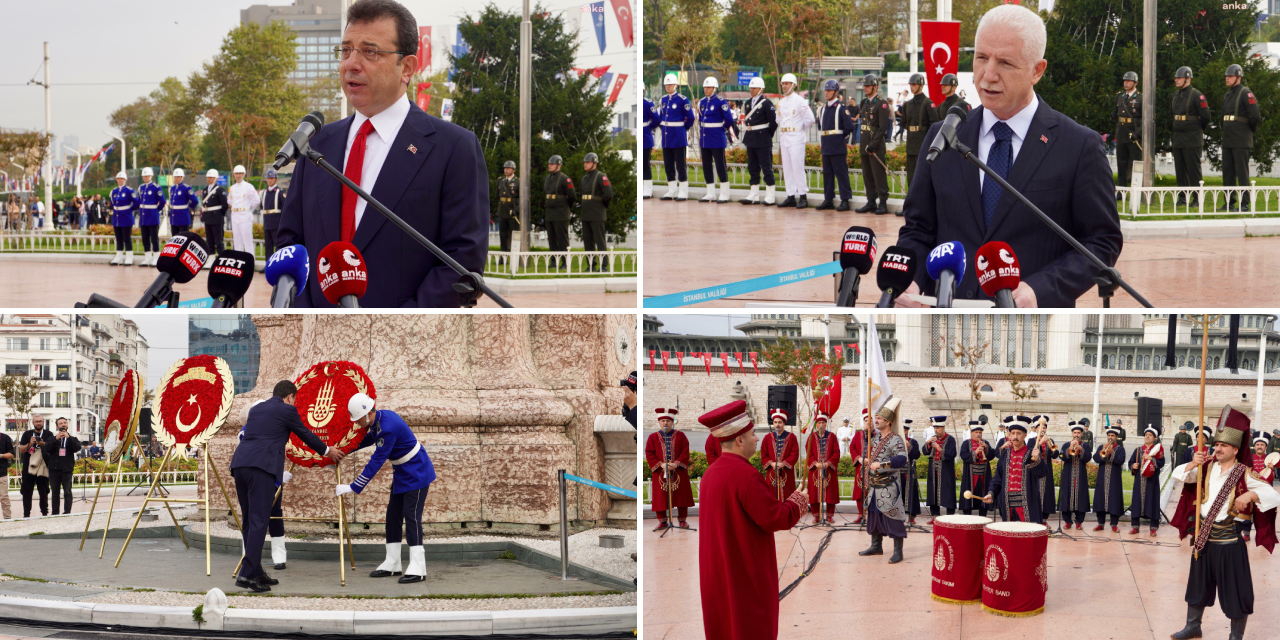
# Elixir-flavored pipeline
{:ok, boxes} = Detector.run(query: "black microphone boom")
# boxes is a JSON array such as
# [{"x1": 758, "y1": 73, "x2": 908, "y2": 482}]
[
  {"x1": 926, "y1": 105, "x2": 968, "y2": 163},
  {"x1": 273, "y1": 111, "x2": 325, "y2": 170}
]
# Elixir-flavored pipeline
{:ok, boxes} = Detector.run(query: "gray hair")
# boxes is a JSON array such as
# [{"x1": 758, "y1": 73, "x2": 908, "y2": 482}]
[{"x1": 976, "y1": 4, "x2": 1047, "y2": 67}]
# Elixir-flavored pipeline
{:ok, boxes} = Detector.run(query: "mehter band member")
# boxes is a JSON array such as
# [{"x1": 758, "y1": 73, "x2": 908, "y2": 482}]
[
  {"x1": 1093, "y1": 425, "x2": 1127, "y2": 532},
  {"x1": 984, "y1": 415, "x2": 1048, "y2": 522},
  {"x1": 806, "y1": 413, "x2": 840, "y2": 524},
  {"x1": 1128, "y1": 424, "x2": 1165, "y2": 536},
  {"x1": 760, "y1": 409, "x2": 798, "y2": 500},
  {"x1": 856, "y1": 398, "x2": 909, "y2": 564},
  {"x1": 646, "y1": 408, "x2": 693, "y2": 530},
  {"x1": 959, "y1": 421, "x2": 994, "y2": 517},
  {"x1": 923, "y1": 415, "x2": 957, "y2": 521},
  {"x1": 1059, "y1": 422, "x2": 1092, "y2": 529}
]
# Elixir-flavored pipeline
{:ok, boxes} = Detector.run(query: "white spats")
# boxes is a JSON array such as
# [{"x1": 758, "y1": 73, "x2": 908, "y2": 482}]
[
  {"x1": 405, "y1": 544, "x2": 426, "y2": 578},
  {"x1": 378, "y1": 541, "x2": 403, "y2": 574},
  {"x1": 271, "y1": 537, "x2": 287, "y2": 565}
]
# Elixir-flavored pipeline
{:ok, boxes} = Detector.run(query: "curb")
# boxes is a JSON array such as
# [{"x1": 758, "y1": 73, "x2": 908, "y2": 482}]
[
  {"x1": 678, "y1": 185, "x2": 906, "y2": 212},
  {"x1": 0, "y1": 252, "x2": 267, "y2": 271}
]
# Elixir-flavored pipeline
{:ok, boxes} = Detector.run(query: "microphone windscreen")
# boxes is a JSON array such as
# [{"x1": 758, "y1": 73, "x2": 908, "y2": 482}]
[
  {"x1": 948, "y1": 104, "x2": 968, "y2": 123},
  {"x1": 317, "y1": 241, "x2": 368, "y2": 305},
  {"x1": 265, "y1": 245, "x2": 310, "y2": 291},
  {"x1": 207, "y1": 250, "x2": 256, "y2": 302},
  {"x1": 303, "y1": 110, "x2": 325, "y2": 133},
  {"x1": 838, "y1": 226, "x2": 877, "y2": 274},
  {"x1": 155, "y1": 232, "x2": 210, "y2": 284},
  {"x1": 975, "y1": 241, "x2": 1022, "y2": 297},
  {"x1": 925, "y1": 241, "x2": 966, "y2": 283},
  {"x1": 875, "y1": 245, "x2": 917, "y2": 292}
]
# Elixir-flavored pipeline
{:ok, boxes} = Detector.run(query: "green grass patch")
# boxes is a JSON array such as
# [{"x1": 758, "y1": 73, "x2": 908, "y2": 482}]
[
  {"x1": 2, "y1": 573, "x2": 48, "y2": 583},
  {"x1": 29, "y1": 532, "x2": 43, "y2": 536},
  {"x1": 496, "y1": 550, "x2": 518, "y2": 560}
]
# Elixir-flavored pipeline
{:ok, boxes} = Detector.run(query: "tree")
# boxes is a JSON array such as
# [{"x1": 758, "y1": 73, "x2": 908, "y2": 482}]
[
  {"x1": 1005, "y1": 369, "x2": 1039, "y2": 415},
  {"x1": 0, "y1": 129, "x2": 54, "y2": 182},
  {"x1": 757, "y1": 336, "x2": 844, "y2": 430},
  {"x1": 0, "y1": 374, "x2": 42, "y2": 426},
  {"x1": 451, "y1": 4, "x2": 636, "y2": 239}
]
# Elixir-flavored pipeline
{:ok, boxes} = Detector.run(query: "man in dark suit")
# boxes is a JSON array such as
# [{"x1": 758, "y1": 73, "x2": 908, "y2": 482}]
[
  {"x1": 276, "y1": 0, "x2": 488, "y2": 307},
  {"x1": 230, "y1": 381, "x2": 342, "y2": 592},
  {"x1": 895, "y1": 4, "x2": 1123, "y2": 308},
  {"x1": 43, "y1": 418, "x2": 80, "y2": 516}
]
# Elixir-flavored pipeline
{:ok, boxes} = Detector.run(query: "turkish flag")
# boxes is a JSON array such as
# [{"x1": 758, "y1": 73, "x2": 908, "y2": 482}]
[
  {"x1": 661, "y1": 351, "x2": 670, "y2": 372},
  {"x1": 702, "y1": 353, "x2": 714, "y2": 376},
  {"x1": 416, "y1": 84, "x2": 432, "y2": 111},
  {"x1": 676, "y1": 351, "x2": 684, "y2": 375},
  {"x1": 721, "y1": 353, "x2": 732, "y2": 377},
  {"x1": 609, "y1": 0, "x2": 634, "y2": 48},
  {"x1": 749, "y1": 352, "x2": 759, "y2": 376},
  {"x1": 607, "y1": 74, "x2": 628, "y2": 106},
  {"x1": 417, "y1": 27, "x2": 432, "y2": 75},
  {"x1": 649, "y1": 350, "x2": 656, "y2": 371},
  {"x1": 920, "y1": 20, "x2": 961, "y2": 108}
]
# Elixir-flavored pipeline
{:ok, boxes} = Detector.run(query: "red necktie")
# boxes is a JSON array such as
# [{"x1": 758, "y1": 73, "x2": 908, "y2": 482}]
[{"x1": 341, "y1": 119, "x2": 375, "y2": 242}]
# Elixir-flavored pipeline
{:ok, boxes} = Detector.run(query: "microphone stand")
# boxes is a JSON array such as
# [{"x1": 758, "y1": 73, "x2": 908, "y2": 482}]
[
  {"x1": 294, "y1": 141, "x2": 513, "y2": 308},
  {"x1": 931, "y1": 130, "x2": 1153, "y2": 308}
]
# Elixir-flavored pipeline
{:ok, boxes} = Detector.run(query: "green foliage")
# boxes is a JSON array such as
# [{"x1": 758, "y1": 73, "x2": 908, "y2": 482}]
[
  {"x1": 0, "y1": 375, "x2": 41, "y2": 424},
  {"x1": 192, "y1": 604, "x2": 205, "y2": 624},
  {"x1": 451, "y1": 4, "x2": 635, "y2": 239}
]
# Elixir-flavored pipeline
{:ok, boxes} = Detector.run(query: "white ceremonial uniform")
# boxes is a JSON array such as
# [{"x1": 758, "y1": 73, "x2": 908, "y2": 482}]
[
  {"x1": 1172, "y1": 461, "x2": 1280, "y2": 522},
  {"x1": 228, "y1": 180, "x2": 261, "y2": 253},
  {"x1": 776, "y1": 92, "x2": 814, "y2": 196}
]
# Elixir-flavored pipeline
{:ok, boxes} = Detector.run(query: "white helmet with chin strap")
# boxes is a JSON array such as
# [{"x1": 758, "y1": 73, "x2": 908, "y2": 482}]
[
  {"x1": 748, "y1": 77, "x2": 765, "y2": 90},
  {"x1": 780, "y1": 73, "x2": 798, "y2": 94},
  {"x1": 348, "y1": 393, "x2": 375, "y2": 422}
]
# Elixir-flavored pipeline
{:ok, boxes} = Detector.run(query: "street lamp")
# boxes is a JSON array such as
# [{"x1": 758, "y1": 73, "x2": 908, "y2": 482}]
[
  {"x1": 103, "y1": 131, "x2": 126, "y2": 177},
  {"x1": 63, "y1": 145, "x2": 81, "y2": 198}
]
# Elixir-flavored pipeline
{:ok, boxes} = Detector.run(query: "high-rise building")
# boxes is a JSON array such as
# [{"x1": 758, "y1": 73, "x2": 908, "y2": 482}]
[
  {"x1": 188, "y1": 315, "x2": 260, "y2": 396},
  {"x1": 242, "y1": 0, "x2": 343, "y2": 114}
]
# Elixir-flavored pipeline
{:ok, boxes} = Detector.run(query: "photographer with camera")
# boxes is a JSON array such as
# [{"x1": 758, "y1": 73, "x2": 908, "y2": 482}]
[
  {"x1": 42, "y1": 418, "x2": 80, "y2": 515},
  {"x1": 17, "y1": 415, "x2": 55, "y2": 518}
]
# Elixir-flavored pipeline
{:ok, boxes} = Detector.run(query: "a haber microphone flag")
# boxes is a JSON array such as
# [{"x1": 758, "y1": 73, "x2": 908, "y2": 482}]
[{"x1": 920, "y1": 20, "x2": 961, "y2": 108}]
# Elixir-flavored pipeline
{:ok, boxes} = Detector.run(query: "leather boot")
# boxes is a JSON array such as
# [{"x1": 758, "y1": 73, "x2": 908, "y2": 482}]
[
  {"x1": 796, "y1": 195, "x2": 808, "y2": 209},
  {"x1": 854, "y1": 200, "x2": 875, "y2": 213},
  {"x1": 836, "y1": 200, "x2": 851, "y2": 212},
  {"x1": 1170, "y1": 605, "x2": 1203, "y2": 639},
  {"x1": 1227, "y1": 616, "x2": 1247, "y2": 640},
  {"x1": 815, "y1": 199, "x2": 834, "y2": 211},
  {"x1": 858, "y1": 534, "x2": 883, "y2": 556},
  {"x1": 888, "y1": 537, "x2": 904, "y2": 564},
  {"x1": 875, "y1": 198, "x2": 889, "y2": 215},
  {"x1": 779, "y1": 195, "x2": 796, "y2": 208}
]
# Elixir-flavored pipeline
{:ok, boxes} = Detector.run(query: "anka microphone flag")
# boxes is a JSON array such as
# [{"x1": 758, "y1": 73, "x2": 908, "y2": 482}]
[
  {"x1": 590, "y1": 1, "x2": 606, "y2": 54},
  {"x1": 920, "y1": 20, "x2": 961, "y2": 108},
  {"x1": 609, "y1": 0, "x2": 634, "y2": 47},
  {"x1": 676, "y1": 351, "x2": 684, "y2": 375},
  {"x1": 749, "y1": 352, "x2": 759, "y2": 376},
  {"x1": 661, "y1": 351, "x2": 670, "y2": 372},
  {"x1": 866, "y1": 315, "x2": 892, "y2": 414},
  {"x1": 1166, "y1": 314, "x2": 1178, "y2": 368},
  {"x1": 608, "y1": 73, "x2": 628, "y2": 105}
]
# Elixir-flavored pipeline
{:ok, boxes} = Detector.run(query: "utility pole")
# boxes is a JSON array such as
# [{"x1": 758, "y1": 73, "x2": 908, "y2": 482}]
[
  {"x1": 31, "y1": 42, "x2": 54, "y2": 225},
  {"x1": 518, "y1": 0, "x2": 532, "y2": 253},
  {"x1": 1140, "y1": 0, "x2": 1156, "y2": 188},
  {"x1": 909, "y1": 0, "x2": 918, "y2": 75},
  {"x1": 340, "y1": 0, "x2": 349, "y2": 120}
]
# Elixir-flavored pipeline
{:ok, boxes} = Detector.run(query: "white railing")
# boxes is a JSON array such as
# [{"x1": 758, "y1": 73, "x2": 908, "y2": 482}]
[
  {"x1": 486, "y1": 230, "x2": 634, "y2": 250},
  {"x1": 650, "y1": 161, "x2": 911, "y2": 198},
  {"x1": 0, "y1": 233, "x2": 268, "y2": 260},
  {"x1": 1117, "y1": 182, "x2": 1280, "y2": 217},
  {"x1": 484, "y1": 250, "x2": 637, "y2": 278},
  {"x1": 68, "y1": 470, "x2": 198, "y2": 486}
]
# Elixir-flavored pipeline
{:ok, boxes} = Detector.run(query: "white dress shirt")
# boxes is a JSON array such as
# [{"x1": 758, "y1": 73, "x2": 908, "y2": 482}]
[
  {"x1": 1172, "y1": 460, "x2": 1280, "y2": 522},
  {"x1": 977, "y1": 94, "x2": 1039, "y2": 189},
  {"x1": 228, "y1": 180, "x2": 261, "y2": 217},
  {"x1": 343, "y1": 96, "x2": 411, "y2": 231}
]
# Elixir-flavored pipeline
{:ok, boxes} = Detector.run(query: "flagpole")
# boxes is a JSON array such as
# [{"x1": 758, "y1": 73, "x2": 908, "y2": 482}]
[{"x1": 1091, "y1": 315, "x2": 1104, "y2": 442}]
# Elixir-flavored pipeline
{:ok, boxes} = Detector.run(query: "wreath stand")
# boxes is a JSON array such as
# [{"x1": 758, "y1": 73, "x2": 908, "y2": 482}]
[
  {"x1": 79, "y1": 437, "x2": 145, "y2": 557},
  {"x1": 114, "y1": 444, "x2": 242, "y2": 576}
]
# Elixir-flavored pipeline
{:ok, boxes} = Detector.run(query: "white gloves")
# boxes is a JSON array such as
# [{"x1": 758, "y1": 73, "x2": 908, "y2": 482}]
[
  {"x1": 335, "y1": 484, "x2": 354, "y2": 496},
  {"x1": 282, "y1": 471, "x2": 293, "y2": 484}
]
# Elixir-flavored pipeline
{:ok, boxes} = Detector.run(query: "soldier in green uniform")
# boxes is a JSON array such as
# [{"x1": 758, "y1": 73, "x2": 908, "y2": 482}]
[
  {"x1": 578, "y1": 152, "x2": 613, "y2": 273},
  {"x1": 1078, "y1": 418, "x2": 1094, "y2": 452},
  {"x1": 855, "y1": 74, "x2": 890, "y2": 215},
  {"x1": 901, "y1": 73, "x2": 940, "y2": 203},
  {"x1": 934, "y1": 73, "x2": 969, "y2": 121},
  {"x1": 1171, "y1": 422, "x2": 1194, "y2": 469},
  {"x1": 1170, "y1": 67, "x2": 1212, "y2": 207},
  {"x1": 1112, "y1": 71, "x2": 1142, "y2": 199},
  {"x1": 542, "y1": 154, "x2": 576, "y2": 270},
  {"x1": 495, "y1": 160, "x2": 519, "y2": 261},
  {"x1": 1220, "y1": 64, "x2": 1263, "y2": 212}
]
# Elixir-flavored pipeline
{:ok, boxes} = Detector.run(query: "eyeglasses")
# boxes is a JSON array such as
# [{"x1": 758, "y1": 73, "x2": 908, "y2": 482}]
[{"x1": 333, "y1": 46, "x2": 409, "y2": 62}]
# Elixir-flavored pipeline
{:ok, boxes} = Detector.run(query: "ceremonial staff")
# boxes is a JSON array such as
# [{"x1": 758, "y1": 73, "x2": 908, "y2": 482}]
[{"x1": 1190, "y1": 314, "x2": 1220, "y2": 557}]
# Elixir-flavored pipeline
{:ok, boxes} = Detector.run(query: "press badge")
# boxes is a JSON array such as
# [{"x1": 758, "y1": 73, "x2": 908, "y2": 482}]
[{"x1": 59, "y1": 447, "x2": 66, "y2": 457}]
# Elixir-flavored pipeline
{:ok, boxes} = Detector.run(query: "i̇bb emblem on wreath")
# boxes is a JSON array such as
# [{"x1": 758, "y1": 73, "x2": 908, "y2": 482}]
[
  {"x1": 102, "y1": 369, "x2": 142, "y2": 463},
  {"x1": 152, "y1": 355, "x2": 234, "y2": 453},
  {"x1": 287, "y1": 361, "x2": 376, "y2": 468}
]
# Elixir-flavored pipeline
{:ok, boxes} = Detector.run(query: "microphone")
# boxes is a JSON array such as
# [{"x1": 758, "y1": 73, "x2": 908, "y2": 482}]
[
  {"x1": 925, "y1": 241, "x2": 966, "y2": 308},
  {"x1": 273, "y1": 111, "x2": 325, "y2": 170},
  {"x1": 134, "y1": 232, "x2": 210, "y2": 308},
  {"x1": 874, "y1": 246, "x2": 918, "y2": 308},
  {"x1": 836, "y1": 226, "x2": 877, "y2": 307},
  {"x1": 265, "y1": 245, "x2": 310, "y2": 308},
  {"x1": 975, "y1": 241, "x2": 1022, "y2": 308},
  {"x1": 316, "y1": 241, "x2": 368, "y2": 308},
  {"x1": 926, "y1": 105, "x2": 969, "y2": 163},
  {"x1": 207, "y1": 250, "x2": 256, "y2": 308}
]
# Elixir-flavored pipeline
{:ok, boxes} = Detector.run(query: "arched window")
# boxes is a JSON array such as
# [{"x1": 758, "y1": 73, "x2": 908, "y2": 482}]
[{"x1": 981, "y1": 384, "x2": 994, "y2": 392}]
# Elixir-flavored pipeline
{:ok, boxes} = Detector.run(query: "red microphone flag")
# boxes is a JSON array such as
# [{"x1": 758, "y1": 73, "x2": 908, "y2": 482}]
[
  {"x1": 920, "y1": 21, "x2": 961, "y2": 108},
  {"x1": 975, "y1": 241, "x2": 1023, "y2": 298},
  {"x1": 316, "y1": 242, "x2": 369, "y2": 305}
]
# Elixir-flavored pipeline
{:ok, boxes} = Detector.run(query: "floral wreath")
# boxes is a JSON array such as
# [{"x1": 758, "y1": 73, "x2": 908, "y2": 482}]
[
  {"x1": 286, "y1": 361, "x2": 375, "y2": 468},
  {"x1": 152, "y1": 355, "x2": 234, "y2": 455},
  {"x1": 103, "y1": 369, "x2": 142, "y2": 463}
]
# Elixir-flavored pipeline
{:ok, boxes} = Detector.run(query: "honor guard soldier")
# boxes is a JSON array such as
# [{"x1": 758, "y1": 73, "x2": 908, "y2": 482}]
[
  {"x1": 260, "y1": 169, "x2": 285, "y2": 259},
  {"x1": 109, "y1": 171, "x2": 139, "y2": 266},
  {"x1": 935, "y1": 73, "x2": 970, "y2": 120},
  {"x1": 815, "y1": 79, "x2": 855, "y2": 211},
  {"x1": 1171, "y1": 67, "x2": 1212, "y2": 207},
  {"x1": 739, "y1": 76, "x2": 778, "y2": 206},
  {"x1": 542, "y1": 155, "x2": 576, "y2": 270},
  {"x1": 658, "y1": 73, "x2": 694, "y2": 201},
  {"x1": 202, "y1": 169, "x2": 229, "y2": 257},
  {"x1": 642, "y1": 96, "x2": 659, "y2": 199},
  {"x1": 167, "y1": 168, "x2": 198, "y2": 236},
  {"x1": 776, "y1": 73, "x2": 814, "y2": 208},
  {"x1": 1113, "y1": 71, "x2": 1143, "y2": 198},
  {"x1": 902, "y1": 73, "x2": 940, "y2": 197},
  {"x1": 856, "y1": 74, "x2": 890, "y2": 214},
  {"x1": 1172, "y1": 421, "x2": 1194, "y2": 466},
  {"x1": 578, "y1": 152, "x2": 613, "y2": 272},
  {"x1": 228, "y1": 165, "x2": 260, "y2": 254},
  {"x1": 135, "y1": 167, "x2": 166, "y2": 267},
  {"x1": 1221, "y1": 64, "x2": 1262, "y2": 211},
  {"x1": 495, "y1": 161, "x2": 518, "y2": 256},
  {"x1": 698, "y1": 76, "x2": 732, "y2": 203}
]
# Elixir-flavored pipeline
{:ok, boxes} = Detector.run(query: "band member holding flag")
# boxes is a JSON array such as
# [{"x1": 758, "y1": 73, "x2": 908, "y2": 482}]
[
  {"x1": 646, "y1": 408, "x2": 694, "y2": 530},
  {"x1": 857, "y1": 398, "x2": 909, "y2": 564},
  {"x1": 1128, "y1": 424, "x2": 1165, "y2": 536},
  {"x1": 760, "y1": 410, "x2": 798, "y2": 501},
  {"x1": 959, "y1": 420, "x2": 993, "y2": 517}
]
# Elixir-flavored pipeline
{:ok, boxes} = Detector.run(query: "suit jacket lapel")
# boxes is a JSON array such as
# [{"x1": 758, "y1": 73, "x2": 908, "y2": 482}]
[
  {"x1": 959, "y1": 108, "x2": 985, "y2": 232},
  {"x1": 351, "y1": 103, "x2": 437, "y2": 253},
  {"x1": 985, "y1": 101, "x2": 1058, "y2": 241},
  {"x1": 312, "y1": 115, "x2": 352, "y2": 245}
]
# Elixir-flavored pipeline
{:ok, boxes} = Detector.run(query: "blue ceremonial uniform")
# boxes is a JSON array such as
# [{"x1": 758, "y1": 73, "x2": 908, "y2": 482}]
[
  {"x1": 817, "y1": 99, "x2": 855, "y2": 204},
  {"x1": 658, "y1": 93, "x2": 694, "y2": 148},
  {"x1": 168, "y1": 183, "x2": 198, "y2": 229},
  {"x1": 136, "y1": 182, "x2": 166, "y2": 226},
  {"x1": 109, "y1": 185, "x2": 139, "y2": 227},
  {"x1": 351, "y1": 409, "x2": 435, "y2": 495},
  {"x1": 698, "y1": 94, "x2": 731, "y2": 149},
  {"x1": 643, "y1": 98, "x2": 658, "y2": 151}
]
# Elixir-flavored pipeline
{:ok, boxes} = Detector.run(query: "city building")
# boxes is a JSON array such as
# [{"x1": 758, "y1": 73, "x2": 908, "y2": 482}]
[
  {"x1": 242, "y1": 0, "x2": 342, "y2": 114},
  {"x1": 0, "y1": 314, "x2": 148, "y2": 440},
  {"x1": 188, "y1": 315, "x2": 261, "y2": 396}
]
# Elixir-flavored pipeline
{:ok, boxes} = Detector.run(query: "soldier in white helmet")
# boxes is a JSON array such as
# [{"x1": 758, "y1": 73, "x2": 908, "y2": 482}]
[
  {"x1": 697, "y1": 76, "x2": 733, "y2": 203},
  {"x1": 228, "y1": 165, "x2": 260, "y2": 255},
  {"x1": 657, "y1": 73, "x2": 694, "y2": 201},
  {"x1": 202, "y1": 169, "x2": 229, "y2": 256},
  {"x1": 336, "y1": 393, "x2": 437, "y2": 585},
  {"x1": 135, "y1": 167, "x2": 167, "y2": 266},
  {"x1": 167, "y1": 168, "x2": 199, "y2": 236},
  {"x1": 739, "y1": 76, "x2": 778, "y2": 206},
  {"x1": 776, "y1": 73, "x2": 815, "y2": 208},
  {"x1": 108, "y1": 171, "x2": 139, "y2": 265}
]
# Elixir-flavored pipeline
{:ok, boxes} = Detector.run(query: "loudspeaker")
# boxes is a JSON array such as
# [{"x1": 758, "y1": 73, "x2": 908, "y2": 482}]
[
  {"x1": 1136, "y1": 396, "x2": 1163, "y2": 436},
  {"x1": 138, "y1": 407, "x2": 153, "y2": 436},
  {"x1": 767, "y1": 385, "x2": 797, "y2": 426}
]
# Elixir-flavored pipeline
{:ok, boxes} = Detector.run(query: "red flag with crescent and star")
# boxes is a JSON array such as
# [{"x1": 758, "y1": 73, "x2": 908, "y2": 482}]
[
  {"x1": 288, "y1": 361, "x2": 376, "y2": 468},
  {"x1": 608, "y1": 0, "x2": 633, "y2": 48},
  {"x1": 153, "y1": 355, "x2": 234, "y2": 453},
  {"x1": 920, "y1": 20, "x2": 961, "y2": 108}
]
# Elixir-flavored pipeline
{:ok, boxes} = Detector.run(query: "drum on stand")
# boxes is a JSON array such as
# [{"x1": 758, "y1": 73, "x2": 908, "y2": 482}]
[
  {"x1": 981, "y1": 521, "x2": 1049, "y2": 617},
  {"x1": 931, "y1": 515, "x2": 991, "y2": 604}
]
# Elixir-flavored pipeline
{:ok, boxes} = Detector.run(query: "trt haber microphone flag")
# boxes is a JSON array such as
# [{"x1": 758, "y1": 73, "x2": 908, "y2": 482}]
[
  {"x1": 609, "y1": 0, "x2": 634, "y2": 47},
  {"x1": 866, "y1": 316, "x2": 892, "y2": 414},
  {"x1": 749, "y1": 352, "x2": 759, "y2": 376},
  {"x1": 920, "y1": 21, "x2": 961, "y2": 108},
  {"x1": 416, "y1": 27, "x2": 432, "y2": 75},
  {"x1": 608, "y1": 74, "x2": 628, "y2": 106},
  {"x1": 721, "y1": 353, "x2": 731, "y2": 377},
  {"x1": 590, "y1": 1, "x2": 606, "y2": 54},
  {"x1": 676, "y1": 351, "x2": 684, "y2": 375},
  {"x1": 649, "y1": 350, "x2": 656, "y2": 371}
]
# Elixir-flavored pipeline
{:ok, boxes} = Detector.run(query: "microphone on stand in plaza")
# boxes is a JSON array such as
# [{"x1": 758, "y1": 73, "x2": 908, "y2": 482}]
[
  {"x1": 975, "y1": 241, "x2": 1021, "y2": 308},
  {"x1": 207, "y1": 250, "x2": 256, "y2": 308},
  {"x1": 265, "y1": 245, "x2": 310, "y2": 309},
  {"x1": 77, "y1": 231, "x2": 210, "y2": 309},
  {"x1": 273, "y1": 111, "x2": 325, "y2": 170},
  {"x1": 874, "y1": 246, "x2": 917, "y2": 308},
  {"x1": 836, "y1": 226, "x2": 877, "y2": 307},
  {"x1": 317, "y1": 242, "x2": 368, "y2": 309},
  {"x1": 926, "y1": 241, "x2": 965, "y2": 308}
]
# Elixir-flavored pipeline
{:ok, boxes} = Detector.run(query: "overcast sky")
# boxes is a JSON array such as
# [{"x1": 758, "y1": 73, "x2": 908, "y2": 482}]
[
  {"x1": 650, "y1": 314, "x2": 751, "y2": 337},
  {"x1": 120, "y1": 314, "x2": 189, "y2": 390},
  {"x1": 2, "y1": 0, "x2": 636, "y2": 165}
]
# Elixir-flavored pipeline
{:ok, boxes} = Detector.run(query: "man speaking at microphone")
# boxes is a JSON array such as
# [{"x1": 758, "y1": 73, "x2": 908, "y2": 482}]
[
  {"x1": 276, "y1": 0, "x2": 488, "y2": 307},
  {"x1": 895, "y1": 4, "x2": 1122, "y2": 308}
]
